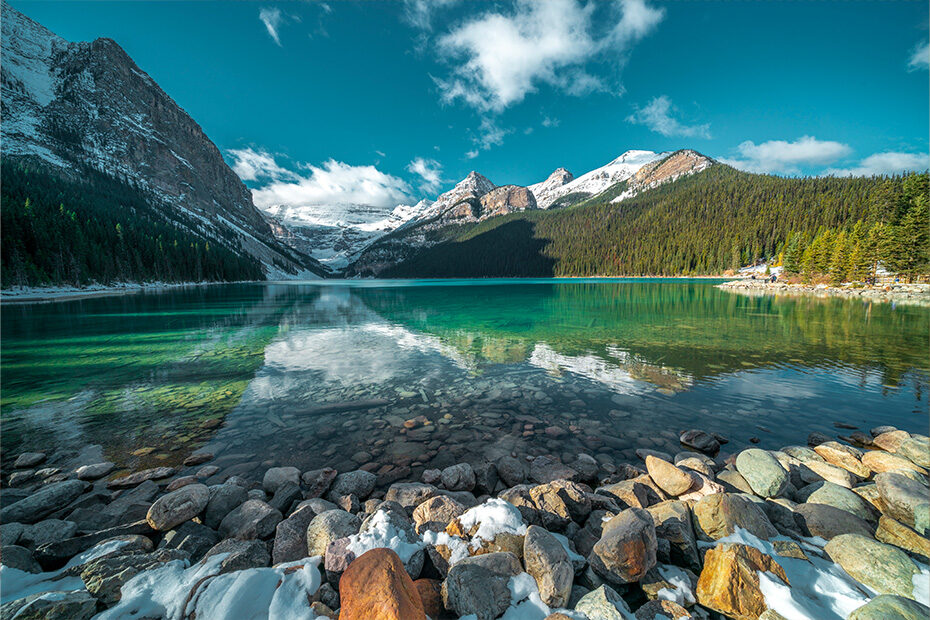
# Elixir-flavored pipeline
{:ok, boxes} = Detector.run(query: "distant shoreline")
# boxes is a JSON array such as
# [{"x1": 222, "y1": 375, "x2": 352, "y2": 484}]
[
  {"x1": 0, "y1": 281, "x2": 241, "y2": 305},
  {"x1": 717, "y1": 278, "x2": 930, "y2": 307}
]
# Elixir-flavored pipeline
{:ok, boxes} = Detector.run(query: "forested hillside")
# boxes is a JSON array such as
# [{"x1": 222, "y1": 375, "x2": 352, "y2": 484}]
[
  {"x1": 379, "y1": 166, "x2": 928, "y2": 279},
  {"x1": 1, "y1": 163, "x2": 265, "y2": 288}
]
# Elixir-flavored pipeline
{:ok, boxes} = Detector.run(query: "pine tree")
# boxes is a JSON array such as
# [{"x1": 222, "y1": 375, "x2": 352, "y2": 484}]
[
  {"x1": 783, "y1": 234, "x2": 802, "y2": 274},
  {"x1": 828, "y1": 230, "x2": 850, "y2": 284}
]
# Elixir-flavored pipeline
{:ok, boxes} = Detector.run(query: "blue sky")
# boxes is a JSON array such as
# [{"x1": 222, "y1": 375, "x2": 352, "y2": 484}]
[{"x1": 11, "y1": 0, "x2": 930, "y2": 209}]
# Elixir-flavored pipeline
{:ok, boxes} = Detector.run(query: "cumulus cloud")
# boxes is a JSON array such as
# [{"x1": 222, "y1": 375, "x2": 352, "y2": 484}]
[
  {"x1": 626, "y1": 95, "x2": 711, "y2": 138},
  {"x1": 719, "y1": 136, "x2": 853, "y2": 174},
  {"x1": 406, "y1": 157, "x2": 444, "y2": 193},
  {"x1": 434, "y1": 0, "x2": 663, "y2": 113},
  {"x1": 228, "y1": 149, "x2": 411, "y2": 208},
  {"x1": 823, "y1": 151, "x2": 929, "y2": 177},
  {"x1": 908, "y1": 41, "x2": 929, "y2": 71},
  {"x1": 259, "y1": 7, "x2": 284, "y2": 46}
]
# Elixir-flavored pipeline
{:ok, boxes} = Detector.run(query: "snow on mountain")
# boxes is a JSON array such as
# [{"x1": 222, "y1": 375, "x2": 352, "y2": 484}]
[{"x1": 530, "y1": 150, "x2": 665, "y2": 208}]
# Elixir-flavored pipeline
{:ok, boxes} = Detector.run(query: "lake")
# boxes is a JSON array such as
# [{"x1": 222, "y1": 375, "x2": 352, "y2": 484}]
[{"x1": 1, "y1": 279, "x2": 927, "y2": 481}]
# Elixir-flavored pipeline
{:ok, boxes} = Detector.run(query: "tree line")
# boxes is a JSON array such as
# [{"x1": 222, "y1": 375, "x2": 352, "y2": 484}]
[{"x1": 1, "y1": 162, "x2": 264, "y2": 288}]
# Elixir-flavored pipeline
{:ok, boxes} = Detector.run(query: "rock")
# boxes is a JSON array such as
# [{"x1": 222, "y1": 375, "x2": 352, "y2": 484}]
[
  {"x1": 76, "y1": 462, "x2": 115, "y2": 481},
  {"x1": 159, "y1": 521, "x2": 219, "y2": 562},
  {"x1": 0, "y1": 590, "x2": 97, "y2": 620},
  {"x1": 262, "y1": 466, "x2": 300, "y2": 494},
  {"x1": 695, "y1": 542, "x2": 788, "y2": 620},
  {"x1": 301, "y1": 497, "x2": 339, "y2": 515},
  {"x1": 524, "y1": 525, "x2": 573, "y2": 607},
  {"x1": 441, "y1": 463, "x2": 476, "y2": 492},
  {"x1": 570, "y1": 454, "x2": 600, "y2": 483},
  {"x1": 302, "y1": 467, "x2": 337, "y2": 498},
  {"x1": 1, "y1": 545, "x2": 42, "y2": 573},
  {"x1": 217, "y1": 499, "x2": 282, "y2": 540},
  {"x1": 762, "y1": 498, "x2": 804, "y2": 538},
  {"x1": 34, "y1": 521, "x2": 155, "y2": 569},
  {"x1": 847, "y1": 594, "x2": 930, "y2": 620},
  {"x1": 635, "y1": 599, "x2": 692, "y2": 619},
  {"x1": 876, "y1": 515, "x2": 930, "y2": 559},
  {"x1": 247, "y1": 489, "x2": 266, "y2": 502},
  {"x1": 871, "y1": 425, "x2": 898, "y2": 437},
  {"x1": 825, "y1": 534, "x2": 921, "y2": 600},
  {"x1": 81, "y1": 548, "x2": 188, "y2": 604},
  {"x1": 269, "y1": 505, "x2": 314, "y2": 565},
  {"x1": 529, "y1": 480, "x2": 592, "y2": 531},
  {"x1": 645, "y1": 456, "x2": 694, "y2": 497},
  {"x1": 165, "y1": 476, "x2": 198, "y2": 492},
  {"x1": 574, "y1": 584, "x2": 634, "y2": 620},
  {"x1": 794, "y1": 503, "x2": 874, "y2": 539},
  {"x1": 716, "y1": 469, "x2": 754, "y2": 495},
  {"x1": 413, "y1": 495, "x2": 465, "y2": 534},
  {"x1": 268, "y1": 482, "x2": 302, "y2": 515},
  {"x1": 1, "y1": 523, "x2": 25, "y2": 547},
  {"x1": 814, "y1": 442, "x2": 870, "y2": 478},
  {"x1": 691, "y1": 493, "x2": 778, "y2": 541},
  {"x1": 876, "y1": 472, "x2": 930, "y2": 535},
  {"x1": 637, "y1": 448, "x2": 674, "y2": 463},
  {"x1": 145, "y1": 483, "x2": 209, "y2": 531},
  {"x1": 441, "y1": 562, "x2": 511, "y2": 620},
  {"x1": 800, "y1": 481, "x2": 877, "y2": 522},
  {"x1": 589, "y1": 507, "x2": 656, "y2": 585},
  {"x1": 204, "y1": 483, "x2": 249, "y2": 529},
  {"x1": 596, "y1": 479, "x2": 654, "y2": 509},
  {"x1": 808, "y1": 431, "x2": 831, "y2": 446},
  {"x1": 896, "y1": 436, "x2": 930, "y2": 468},
  {"x1": 735, "y1": 449, "x2": 788, "y2": 498},
  {"x1": 497, "y1": 455, "x2": 526, "y2": 487},
  {"x1": 106, "y1": 467, "x2": 175, "y2": 489},
  {"x1": 780, "y1": 445, "x2": 825, "y2": 464},
  {"x1": 873, "y1": 430, "x2": 911, "y2": 452},
  {"x1": 801, "y1": 459, "x2": 856, "y2": 488},
  {"x1": 647, "y1": 500, "x2": 700, "y2": 570},
  {"x1": 20, "y1": 519, "x2": 78, "y2": 548},
  {"x1": 679, "y1": 430, "x2": 719, "y2": 454},
  {"x1": 863, "y1": 451, "x2": 927, "y2": 475},
  {"x1": 14, "y1": 452, "x2": 46, "y2": 468},
  {"x1": 328, "y1": 470, "x2": 376, "y2": 502},
  {"x1": 307, "y1": 509, "x2": 361, "y2": 557},
  {"x1": 183, "y1": 452, "x2": 213, "y2": 467},
  {"x1": 1, "y1": 480, "x2": 88, "y2": 525},
  {"x1": 421, "y1": 469, "x2": 442, "y2": 485},
  {"x1": 413, "y1": 578, "x2": 444, "y2": 619},
  {"x1": 530, "y1": 456, "x2": 579, "y2": 484},
  {"x1": 384, "y1": 482, "x2": 440, "y2": 513},
  {"x1": 677, "y1": 471, "x2": 724, "y2": 502},
  {"x1": 203, "y1": 538, "x2": 270, "y2": 573}
]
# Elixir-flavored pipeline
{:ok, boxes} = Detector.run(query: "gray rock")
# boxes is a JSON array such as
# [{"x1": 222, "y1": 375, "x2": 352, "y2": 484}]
[
  {"x1": 327, "y1": 470, "x2": 376, "y2": 501},
  {"x1": 145, "y1": 483, "x2": 209, "y2": 531},
  {"x1": 14, "y1": 452, "x2": 46, "y2": 468},
  {"x1": 848, "y1": 594, "x2": 930, "y2": 620},
  {"x1": 412, "y1": 495, "x2": 465, "y2": 534},
  {"x1": 497, "y1": 455, "x2": 526, "y2": 487},
  {"x1": 794, "y1": 503, "x2": 874, "y2": 540},
  {"x1": 262, "y1": 466, "x2": 300, "y2": 495},
  {"x1": 679, "y1": 430, "x2": 719, "y2": 454},
  {"x1": 81, "y1": 548, "x2": 188, "y2": 604},
  {"x1": 9, "y1": 471, "x2": 36, "y2": 487},
  {"x1": 589, "y1": 507, "x2": 657, "y2": 585},
  {"x1": 383, "y1": 482, "x2": 439, "y2": 513},
  {"x1": 441, "y1": 463, "x2": 476, "y2": 491},
  {"x1": 217, "y1": 499, "x2": 282, "y2": 540},
  {"x1": 646, "y1": 500, "x2": 699, "y2": 570},
  {"x1": 1, "y1": 544, "x2": 42, "y2": 573},
  {"x1": 825, "y1": 534, "x2": 921, "y2": 600},
  {"x1": 33, "y1": 521, "x2": 155, "y2": 569},
  {"x1": 897, "y1": 436, "x2": 930, "y2": 468},
  {"x1": 20, "y1": 519, "x2": 78, "y2": 548},
  {"x1": 524, "y1": 525, "x2": 573, "y2": 608},
  {"x1": 301, "y1": 468, "x2": 337, "y2": 498},
  {"x1": 574, "y1": 584, "x2": 634, "y2": 620},
  {"x1": 1, "y1": 480, "x2": 88, "y2": 525},
  {"x1": 877, "y1": 472, "x2": 930, "y2": 535},
  {"x1": 735, "y1": 449, "x2": 788, "y2": 498},
  {"x1": 474, "y1": 462, "x2": 500, "y2": 495},
  {"x1": 76, "y1": 462, "x2": 115, "y2": 481},
  {"x1": 300, "y1": 497, "x2": 339, "y2": 515},
  {"x1": 716, "y1": 468, "x2": 755, "y2": 495},
  {"x1": 871, "y1": 425, "x2": 898, "y2": 438},
  {"x1": 800, "y1": 481, "x2": 877, "y2": 522},
  {"x1": 106, "y1": 467, "x2": 175, "y2": 489},
  {"x1": 204, "y1": 483, "x2": 249, "y2": 529},
  {"x1": 247, "y1": 489, "x2": 266, "y2": 501},
  {"x1": 1, "y1": 523, "x2": 26, "y2": 547},
  {"x1": 306, "y1": 509, "x2": 360, "y2": 556},
  {"x1": 203, "y1": 538, "x2": 271, "y2": 573},
  {"x1": 529, "y1": 456, "x2": 579, "y2": 484},
  {"x1": 441, "y1": 562, "x2": 511, "y2": 620},
  {"x1": 0, "y1": 589, "x2": 97, "y2": 620},
  {"x1": 159, "y1": 521, "x2": 219, "y2": 562},
  {"x1": 272, "y1": 505, "x2": 316, "y2": 564},
  {"x1": 268, "y1": 482, "x2": 302, "y2": 515}
]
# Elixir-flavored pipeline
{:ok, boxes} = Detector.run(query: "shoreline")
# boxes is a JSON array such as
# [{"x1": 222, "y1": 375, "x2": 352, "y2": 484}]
[
  {"x1": 0, "y1": 280, "x2": 255, "y2": 305},
  {"x1": 717, "y1": 278, "x2": 930, "y2": 307}
]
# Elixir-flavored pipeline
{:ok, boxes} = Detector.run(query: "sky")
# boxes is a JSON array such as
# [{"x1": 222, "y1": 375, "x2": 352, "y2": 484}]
[{"x1": 10, "y1": 0, "x2": 930, "y2": 211}]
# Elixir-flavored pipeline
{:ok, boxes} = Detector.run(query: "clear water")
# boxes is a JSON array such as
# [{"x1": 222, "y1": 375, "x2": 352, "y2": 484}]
[{"x1": 1, "y1": 279, "x2": 927, "y2": 481}]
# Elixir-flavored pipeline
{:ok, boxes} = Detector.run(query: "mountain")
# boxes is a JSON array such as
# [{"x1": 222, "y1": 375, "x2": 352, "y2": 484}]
[
  {"x1": 529, "y1": 149, "x2": 664, "y2": 208},
  {"x1": 0, "y1": 2, "x2": 323, "y2": 282}
]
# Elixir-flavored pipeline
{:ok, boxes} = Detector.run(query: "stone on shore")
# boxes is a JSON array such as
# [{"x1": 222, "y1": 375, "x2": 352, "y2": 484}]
[
  {"x1": 217, "y1": 499, "x2": 282, "y2": 540},
  {"x1": 679, "y1": 430, "x2": 719, "y2": 454},
  {"x1": 524, "y1": 525, "x2": 573, "y2": 608},
  {"x1": 204, "y1": 484, "x2": 249, "y2": 530},
  {"x1": 876, "y1": 515, "x2": 930, "y2": 558},
  {"x1": 634, "y1": 599, "x2": 692, "y2": 619},
  {"x1": 589, "y1": 507, "x2": 657, "y2": 585},
  {"x1": 441, "y1": 463, "x2": 476, "y2": 491},
  {"x1": 302, "y1": 468, "x2": 338, "y2": 498},
  {"x1": 76, "y1": 462, "x2": 115, "y2": 481},
  {"x1": 262, "y1": 466, "x2": 300, "y2": 494},
  {"x1": 645, "y1": 456, "x2": 694, "y2": 497},
  {"x1": 203, "y1": 538, "x2": 270, "y2": 573},
  {"x1": 814, "y1": 442, "x2": 870, "y2": 478},
  {"x1": 327, "y1": 470, "x2": 376, "y2": 501},
  {"x1": 863, "y1": 451, "x2": 927, "y2": 475},
  {"x1": 145, "y1": 483, "x2": 209, "y2": 531},
  {"x1": 896, "y1": 436, "x2": 930, "y2": 468},
  {"x1": 647, "y1": 500, "x2": 700, "y2": 570},
  {"x1": 872, "y1": 431, "x2": 911, "y2": 453},
  {"x1": 339, "y1": 548, "x2": 426, "y2": 620},
  {"x1": 0, "y1": 590, "x2": 97, "y2": 620},
  {"x1": 735, "y1": 449, "x2": 788, "y2": 498},
  {"x1": 574, "y1": 584, "x2": 634, "y2": 620},
  {"x1": 691, "y1": 493, "x2": 777, "y2": 541},
  {"x1": 825, "y1": 534, "x2": 921, "y2": 600},
  {"x1": 442, "y1": 560, "x2": 512, "y2": 620},
  {"x1": 696, "y1": 542, "x2": 788, "y2": 620},
  {"x1": 413, "y1": 495, "x2": 465, "y2": 534},
  {"x1": 14, "y1": 452, "x2": 46, "y2": 468},
  {"x1": 847, "y1": 594, "x2": 930, "y2": 620},
  {"x1": 799, "y1": 480, "x2": 877, "y2": 522},
  {"x1": 272, "y1": 505, "x2": 317, "y2": 564},
  {"x1": 1, "y1": 480, "x2": 88, "y2": 525},
  {"x1": 1, "y1": 545, "x2": 42, "y2": 573},
  {"x1": 876, "y1": 472, "x2": 930, "y2": 535},
  {"x1": 307, "y1": 509, "x2": 361, "y2": 557},
  {"x1": 794, "y1": 503, "x2": 874, "y2": 540}
]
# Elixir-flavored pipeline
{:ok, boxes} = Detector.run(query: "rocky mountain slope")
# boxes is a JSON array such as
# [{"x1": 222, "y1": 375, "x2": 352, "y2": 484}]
[{"x1": 1, "y1": 2, "x2": 321, "y2": 279}]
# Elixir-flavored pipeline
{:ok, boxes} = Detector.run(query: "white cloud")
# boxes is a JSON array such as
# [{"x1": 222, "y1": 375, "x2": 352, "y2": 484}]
[
  {"x1": 434, "y1": 0, "x2": 663, "y2": 113},
  {"x1": 476, "y1": 117, "x2": 509, "y2": 150},
  {"x1": 626, "y1": 95, "x2": 710, "y2": 138},
  {"x1": 228, "y1": 149, "x2": 411, "y2": 208},
  {"x1": 823, "y1": 151, "x2": 929, "y2": 177},
  {"x1": 465, "y1": 149, "x2": 479, "y2": 159},
  {"x1": 719, "y1": 136, "x2": 853, "y2": 174},
  {"x1": 908, "y1": 41, "x2": 929, "y2": 71},
  {"x1": 259, "y1": 8, "x2": 284, "y2": 46},
  {"x1": 542, "y1": 116, "x2": 560, "y2": 128},
  {"x1": 404, "y1": 0, "x2": 460, "y2": 31},
  {"x1": 406, "y1": 157, "x2": 444, "y2": 193}
]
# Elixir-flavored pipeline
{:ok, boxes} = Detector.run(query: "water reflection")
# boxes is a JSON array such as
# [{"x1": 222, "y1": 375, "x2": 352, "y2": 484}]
[{"x1": 1, "y1": 280, "x2": 926, "y2": 478}]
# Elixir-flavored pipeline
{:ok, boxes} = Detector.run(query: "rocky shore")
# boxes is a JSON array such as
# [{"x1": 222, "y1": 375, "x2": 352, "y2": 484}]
[
  {"x1": 717, "y1": 279, "x2": 930, "y2": 307},
  {"x1": 1, "y1": 423, "x2": 929, "y2": 620}
]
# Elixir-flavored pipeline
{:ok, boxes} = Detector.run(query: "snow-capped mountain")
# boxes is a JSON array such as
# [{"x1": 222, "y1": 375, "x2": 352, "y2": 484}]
[
  {"x1": 529, "y1": 150, "x2": 665, "y2": 208},
  {"x1": 1, "y1": 2, "x2": 319, "y2": 277}
]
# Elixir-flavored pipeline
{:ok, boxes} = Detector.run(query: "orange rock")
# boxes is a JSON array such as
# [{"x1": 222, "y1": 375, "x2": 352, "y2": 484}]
[
  {"x1": 696, "y1": 543, "x2": 789, "y2": 620},
  {"x1": 339, "y1": 548, "x2": 427, "y2": 620},
  {"x1": 413, "y1": 578, "x2": 444, "y2": 619}
]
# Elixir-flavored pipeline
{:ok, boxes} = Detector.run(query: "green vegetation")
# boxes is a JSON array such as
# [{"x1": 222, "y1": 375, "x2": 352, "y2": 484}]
[
  {"x1": 1, "y1": 162, "x2": 264, "y2": 288},
  {"x1": 380, "y1": 167, "x2": 928, "y2": 280}
]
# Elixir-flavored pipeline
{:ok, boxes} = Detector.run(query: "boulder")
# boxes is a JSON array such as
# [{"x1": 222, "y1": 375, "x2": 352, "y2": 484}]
[
  {"x1": 876, "y1": 515, "x2": 930, "y2": 559},
  {"x1": 441, "y1": 561, "x2": 512, "y2": 620},
  {"x1": 81, "y1": 549, "x2": 188, "y2": 604},
  {"x1": 800, "y1": 480, "x2": 877, "y2": 522},
  {"x1": 574, "y1": 584, "x2": 634, "y2": 619},
  {"x1": 529, "y1": 456, "x2": 579, "y2": 484},
  {"x1": 413, "y1": 578, "x2": 444, "y2": 619},
  {"x1": 863, "y1": 451, "x2": 927, "y2": 475},
  {"x1": 647, "y1": 500, "x2": 700, "y2": 570},
  {"x1": 145, "y1": 483, "x2": 209, "y2": 531},
  {"x1": 814, "y1": 442, "x2": 870, "y2": 478},
  {"x1": 217, "y1": 499, "x2": 282, "y2": 540},
  {"x1": 339, "y1": 548, "x2": 426, "y2": 620},
  {"x1": 645, "y1": 456, "x2": 694, "y2": 497},
  {"x1": 1, "y1": 480, "x2": 88, "y2": 525},
  {"x1": 679, "y1": 430, "x2": 719, "y2": 454},
  {"x1": 327, "y1": 470, "x2": 376, "y2": 501},
  {"x1": 76, "y1": 462, "x2": 115, "y2": 481},
  {"x1": 872, "y1": 430, "x2": 911, "y2": 453},
  {"x1": 203, "y1": 483, "x2": 249, "y2": 530},
  {"x1": 0, "y1": 589, "x2": 97, "y2": 620},
  {"x1": 384, "y1": 483, "x2": 439, "y2": 513},
  {"x1": 529, "y1": 480, "x2": 592, "y2": 531},
  {"x1": 696, "y1": 542, "x2": 788, "y2": 620},
  {"x1": 589, "y1": 508, "x2": 657, "y2": 585},
  {"x1": 302, "y1": 468, "x2": 338, "y2": 498},
  {"x1": 716, "y1": 469, "x2": 755, "y2": 495},
  {"x1": 20, "y1": 519, "x2": 78, "y2": 548},
  {"x1": 634, "y1": 599, "x2": 692, "y2": 619},
  {"x1": 497, "y1": 455, "x2": 527, "y2": 487},
  {"x1": 691, "y1": 493, "x2": 778, "y2": 541},
  {"x1": 268, "y1": 483, "x2": 302, "y2": 515},
  {"x1": 596, "y1": 479, "x2": 654, "y2": 509},
  {"x1": 876, "y1": 472, "x2": 930, "y2": 535},
  {"x1": 794, "y1": 503, "x2": 874, "y2": 540},
  {"x1": 735, "y1": 449, "x2": 788, "y2": 498},
  {"x1": 203, "y1": 538, "x2": 270, "y2": 573},
  {"x1": 262, "y1": 466, "x2": 300, "y2": 495},
  {"x1": 413, "y1": 495, "x2": 465, "y2": 534},
  {"x1": 272, "y1": 505, "x2": 317, "y2": 564},
  {"x1": 847, "y1": 594, "x2": 930, "y2": 620},
  {"x1": 307, "y1": 509, "x2": 361, "y2": 557},
  {"x1": 441, "y1": 463, "x2": 476, "y2": 492},
  {"x1": 524, "y1": 525, "x2": 573, "y2": 608},
  {"x1": 14, "y1": 452, "x2": 46, "y2": 468},
  {"x1": 825, "y1": 534, "x2": 921, "y2": 600},
  {"x1": 896, "y1": 436, "x2": 930, "y2": 468},
  {"x1": 1, "y1": 545, "x2": 42, "y2": 573}
]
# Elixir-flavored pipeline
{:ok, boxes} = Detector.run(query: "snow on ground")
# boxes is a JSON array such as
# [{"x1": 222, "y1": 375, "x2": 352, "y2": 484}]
[
  {"x1": 737, "y1": 264, "x2": 784, "y2": 277},
  {"x1": 0, "y1": 281, "x2": 242, "y2": 303},
  {"x1": 456, "y1": 498, "x2": 528, "y2": 550},
  {"x1": 345, "y1": 510, "x2": 424, "y2": 563}
]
